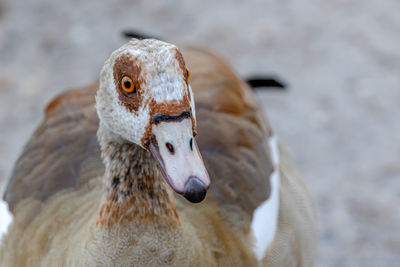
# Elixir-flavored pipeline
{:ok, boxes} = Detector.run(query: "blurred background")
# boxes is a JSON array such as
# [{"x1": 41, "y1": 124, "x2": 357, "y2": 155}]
[{"x1": 0, "y1": 0, "x2": 399, "y2": 266}]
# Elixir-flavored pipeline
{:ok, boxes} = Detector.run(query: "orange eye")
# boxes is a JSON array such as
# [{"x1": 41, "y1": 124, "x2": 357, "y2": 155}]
[
  {"x1": 185, "y1": 66, "x2": 190, "y2": 84},
  {"x1": 121, "y1": 76, "x2": 136, "y2": 94}
]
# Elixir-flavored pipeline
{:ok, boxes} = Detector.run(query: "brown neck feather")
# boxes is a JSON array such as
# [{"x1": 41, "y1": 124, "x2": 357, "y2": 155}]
[{"x1": 96, "y1": 131, "x2": 179, "y2": 227}]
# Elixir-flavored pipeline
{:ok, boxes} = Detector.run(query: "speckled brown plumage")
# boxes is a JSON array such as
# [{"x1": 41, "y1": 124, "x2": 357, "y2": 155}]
[{"x1": 96, "y1": 135, "x2": 179, "y2": 227}]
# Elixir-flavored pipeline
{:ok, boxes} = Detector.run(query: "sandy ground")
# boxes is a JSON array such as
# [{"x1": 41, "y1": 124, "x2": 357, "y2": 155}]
[{"x1": 0, "y1": 0, "x2": 399, "y2": 266}]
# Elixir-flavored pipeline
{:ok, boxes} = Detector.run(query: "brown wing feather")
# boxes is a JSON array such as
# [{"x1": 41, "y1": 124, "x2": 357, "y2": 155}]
[
  {"x1": 183, "y1": 47, "x2": 274, "y2": 217},
  {"x1": 4, "y1": 47, "x2": 274, "y2": 221},
  {"x1": 3, "y1": 84, "x2": 103, "y2": 212}
]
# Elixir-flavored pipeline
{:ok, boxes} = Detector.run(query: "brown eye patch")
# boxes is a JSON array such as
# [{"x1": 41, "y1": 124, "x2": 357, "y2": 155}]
[{"x1": 113, "y1": 54, "x2": 142, "y2": 112}]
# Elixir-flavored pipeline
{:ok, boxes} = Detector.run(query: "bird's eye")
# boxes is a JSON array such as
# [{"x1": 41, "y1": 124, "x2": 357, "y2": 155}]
[
  {"x1": 185, "y1": 67, "x2": 190, "y2": 84},
  {"x1": 121, "y1": 76, "x2": 136, "y2": 94}
]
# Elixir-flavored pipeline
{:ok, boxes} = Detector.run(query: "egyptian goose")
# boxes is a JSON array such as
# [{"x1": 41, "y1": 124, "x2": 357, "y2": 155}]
[{"x1": 0, "y1": 39, "x2": 317, "y2": 266}]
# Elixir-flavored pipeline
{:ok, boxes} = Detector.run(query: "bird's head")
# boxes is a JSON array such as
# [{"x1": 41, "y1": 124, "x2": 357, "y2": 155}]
[{"x1": 96, "y1": 39, "x2": 209, "y2": 203}]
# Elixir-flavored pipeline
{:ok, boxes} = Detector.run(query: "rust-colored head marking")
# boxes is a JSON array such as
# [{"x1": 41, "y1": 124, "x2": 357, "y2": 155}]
[
  {"x1": 174, "y1": 48, "x2": 190, "y2": 84},
  {"x1": 96, "y1": 38, "x2": 197, "y2": 148}
]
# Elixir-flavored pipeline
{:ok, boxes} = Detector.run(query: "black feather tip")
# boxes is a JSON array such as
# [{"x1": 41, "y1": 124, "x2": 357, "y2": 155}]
[
  {"x1": 246, "y1": 76, "x2": 287, "y2": 90},
  {"x1": 122, "y1": 30, "x2": 161, "y2": 41}
]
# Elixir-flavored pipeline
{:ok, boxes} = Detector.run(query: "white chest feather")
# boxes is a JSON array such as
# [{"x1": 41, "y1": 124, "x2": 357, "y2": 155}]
[
  {"x1": 0, "y1": 199, "x2": 12, "y2": 240},
  {"x1": 250, "y1": 135, "x2": 280, "y2": 259}
]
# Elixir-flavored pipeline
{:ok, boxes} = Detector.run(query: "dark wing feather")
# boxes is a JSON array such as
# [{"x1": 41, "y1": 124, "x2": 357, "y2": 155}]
[
  {"x1": 3, "y1": 84, "x2": 103, "y2": 212},
  {"x1": 183, "y1": 47, "x2": 274, "y2": 217}
]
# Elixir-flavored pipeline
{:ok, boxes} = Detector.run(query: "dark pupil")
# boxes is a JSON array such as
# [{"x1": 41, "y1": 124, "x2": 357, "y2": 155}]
[{"x1": 124, "y1": 80, "x2": 131, "y2": 89}]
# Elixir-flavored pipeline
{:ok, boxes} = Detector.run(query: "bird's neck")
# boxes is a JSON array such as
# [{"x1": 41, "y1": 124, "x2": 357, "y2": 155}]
[{"x1": 96, "y1": 128, "x2": 179, "y2": 228}]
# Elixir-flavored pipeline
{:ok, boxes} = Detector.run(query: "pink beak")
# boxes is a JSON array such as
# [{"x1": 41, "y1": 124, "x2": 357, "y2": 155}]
[{"x1": 148, "y1": 114, "x2": 210, "y2": 203}]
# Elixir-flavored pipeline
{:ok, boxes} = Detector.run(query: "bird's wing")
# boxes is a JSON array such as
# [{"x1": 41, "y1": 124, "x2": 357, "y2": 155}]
[
  {"x1": 183, "y1": 46, "x2": 275, "y2": 220},
  {"x1": 3, "y1": 84, "x2": 104, "y2": 212}
]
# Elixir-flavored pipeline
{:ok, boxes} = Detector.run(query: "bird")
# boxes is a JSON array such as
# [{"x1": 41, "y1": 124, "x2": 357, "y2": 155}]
[{"x1": 0, "y1": 38, "x2": 317, "y2": 266}]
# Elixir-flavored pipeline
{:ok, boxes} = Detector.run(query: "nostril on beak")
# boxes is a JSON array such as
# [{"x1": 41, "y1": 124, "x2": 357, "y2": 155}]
[
  {"x1": 183, "y1": 176, "x2": 207, "y2": 203},
  {"x1": 189, "y1": 138, "x2": 193, "y2": 151},
  {"x1": 165, "y1": 142, "x2": 174, "y2": 154}
]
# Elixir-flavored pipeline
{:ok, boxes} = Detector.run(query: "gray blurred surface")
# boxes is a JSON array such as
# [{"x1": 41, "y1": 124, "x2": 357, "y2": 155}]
[{"x1": 0, "y1": 0, "x2": 399, "y2": 266}]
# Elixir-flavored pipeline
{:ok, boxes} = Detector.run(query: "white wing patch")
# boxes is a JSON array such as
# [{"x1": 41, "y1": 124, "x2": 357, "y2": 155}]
[
  {"x1": 0, "y1": 199, "x2": 12, "y2": 241},
  {"x1": 251, "y1": 135, "x2": 280, "y2": 259}
]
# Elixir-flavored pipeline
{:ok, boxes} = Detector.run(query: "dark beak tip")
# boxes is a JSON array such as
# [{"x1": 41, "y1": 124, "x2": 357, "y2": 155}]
[{"x1": 183, "y1": 176, "x2": 208, "y2": 203}]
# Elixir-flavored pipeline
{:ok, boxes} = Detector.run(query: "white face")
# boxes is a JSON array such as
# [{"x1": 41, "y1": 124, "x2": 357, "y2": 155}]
[
  {"x1": 96, "y1": 39, "x2": 209, "y2": 203},
  {"x1": 96, "y1": 39, "x2": 195, "y2": 146}
]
